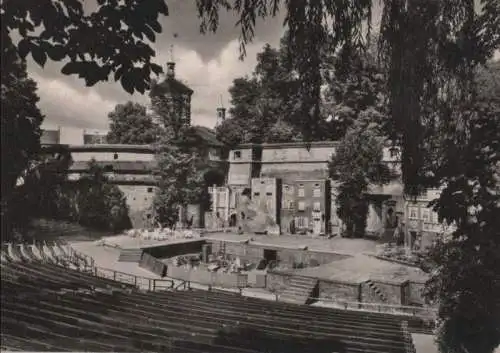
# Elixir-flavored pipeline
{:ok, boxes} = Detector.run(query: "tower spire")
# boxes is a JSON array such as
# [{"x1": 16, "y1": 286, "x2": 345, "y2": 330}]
[{"x1": 216, "y1": 94, "x2": 226, "y2": 126}]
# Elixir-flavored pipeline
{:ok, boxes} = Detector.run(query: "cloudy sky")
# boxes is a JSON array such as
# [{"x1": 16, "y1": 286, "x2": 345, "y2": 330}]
[
  {"x1": 34, "y1": 1, "x2": 286, "y2": 132},
  {"x1": 30, "y1": 1, "x2": 499, "y2": 132}
]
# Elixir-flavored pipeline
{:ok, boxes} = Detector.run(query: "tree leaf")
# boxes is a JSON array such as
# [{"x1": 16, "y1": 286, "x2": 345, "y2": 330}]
[
  {"x1": 121, "y1": 73, "x2": 135, "y2": 95},
  {"x1": 61, "y1": 62, "x2": 81, "y2": 75},
  {"x1": 46, "y1": 45, "x2": 66, "y2": 61},
  {"x1": 31, "y1": 44, "x2": 47, "y2": 67},
  {"x1": 17, "y1": 39, "x2": 32, "y2": 59}
]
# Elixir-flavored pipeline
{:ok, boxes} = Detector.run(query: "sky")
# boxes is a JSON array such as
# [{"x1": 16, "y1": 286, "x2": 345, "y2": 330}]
[
  {"x1": 34, "y1": 1, "x2": 286, "y2": 132},
  {"x1": 29, "y1": 1, "x2": 500, "y2": 132}
]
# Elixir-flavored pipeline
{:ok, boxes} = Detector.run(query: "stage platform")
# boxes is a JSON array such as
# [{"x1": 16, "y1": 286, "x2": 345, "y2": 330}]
[{"x1": 96, "y1": 231, "x2": 380, "y2": 255}]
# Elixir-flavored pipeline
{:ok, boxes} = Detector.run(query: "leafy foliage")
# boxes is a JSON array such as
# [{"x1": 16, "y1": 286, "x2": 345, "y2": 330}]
[
  {"x1": 107, "y1": 101, "x2": 160, "y2": 144},
  {"x1": 150, "y1": 88, "x2": 208, "y2": 228},
  {"x1": 1, "y1": 0, "x2": 169, "y2": 94},
  {"x1": 153, "y1": 132, "x2": 207, "y2": 228},
  {"x1": 216, "y1": 42, "x2": 303, "y2": 145},
  {"x1": 329, "y1": 118, "x2": 394, "y2": 238},
  {"x1": 69, "y1": 160, "x2": 131, "y2": 232},
  {"x1": 1, "y1": 40, "x2": 44, "y2": 239},
  {"x1": 322, "y1": 46, "x2": 387, "y2": 140},
  {"x1": 424, "y1": 62, "x2": 500, "y2": 353}
]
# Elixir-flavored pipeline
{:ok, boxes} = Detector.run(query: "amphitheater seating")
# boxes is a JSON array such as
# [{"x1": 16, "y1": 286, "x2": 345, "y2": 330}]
[{"x1": 0, "y1": 242, "x2": 416, "y2": 353}]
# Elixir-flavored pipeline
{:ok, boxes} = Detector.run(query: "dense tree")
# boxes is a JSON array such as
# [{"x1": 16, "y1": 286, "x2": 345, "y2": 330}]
[
  {"x1": 322, "y1": 47, "x2": 387, "y2": 140},
  {"x1": 76, "y1": 160, "x2": 131, "y2": 232},
  {"x1": 1, "y1": 0, "x2": 168, "y2": 94},
  {"x1": 329, "y1": 117, "x2": 394, "y2": 238},
  {"x1": 1, "y1": 41, "x2": 44, "y2": 239},
  {"x1": 107, "y1": 101, "x2": 160, "y2": 145},
  {"x1": 150, "y1": 84, "x2": 207, "y2": 228},
  {"x1": 217, "y1": 43, "x2": 302, "y2": 145},
  {"x1": 423, "y1": 62, "x2": 500, "y2": 353}
]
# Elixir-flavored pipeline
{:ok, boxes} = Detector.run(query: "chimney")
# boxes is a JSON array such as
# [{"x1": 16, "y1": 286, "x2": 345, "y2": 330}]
[
  {"x1": 166, "y1": 62, "x2": 175, "y2": 79},
  {"x1": 216, "y1": 107, "x2": 226, "y2": 126}
]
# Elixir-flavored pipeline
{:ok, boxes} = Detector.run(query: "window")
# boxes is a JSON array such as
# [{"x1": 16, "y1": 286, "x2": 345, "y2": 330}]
[
  {"x1": 113, "y1": 153, "x2": 119, "y2": 160},
  {"x1": 298, "y1": 185, "x2": 305, "y2": 197},
  {"x1": 295, "y1": 216, "x2": 308, "y2": 228},
  {"x1": 233, "y1": 151, "x2": 241, "y2": 159},
  {"x1": 313, "y1": 202, "x2": 321, "y2": 211},
  {"x1": 408, "y1": 206, "x2": 418, "y2": 219},
  {"x1": 254, "y1": 192, "x2": 260, "y2": 197},
  {"x1": 313, "y1": 185, "x2": 321, "y2": 198},
  {"x1": 298, "y1": 201, "x2": 305, "y2": 211},
  {"x1": 288, "y1": 201, "x2": 294, "y2": 209},
  {"x1": 421, "y1": 208, "x2": 430, "y2": 222},
  {"x1": 147, "y1": 187, "x2": 153, "y2": 193}
]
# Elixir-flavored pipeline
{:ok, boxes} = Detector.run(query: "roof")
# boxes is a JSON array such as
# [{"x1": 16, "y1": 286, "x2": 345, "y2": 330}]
[
  {"x1": 153, "y1": 77, "x2": 193, "y2": 95},
  {"x1": 192, "y1": 126, "x2": 224, "y2": 147}
]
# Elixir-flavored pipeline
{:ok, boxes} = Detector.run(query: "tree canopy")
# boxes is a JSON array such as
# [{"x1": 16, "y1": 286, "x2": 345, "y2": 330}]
[
  {"x1": 107, "y1": 101, "x2": 159, "y2": 145},
  {"x1": 1, "y1": 40, "x2": 44, "y2": 238},
  {"x1": 216, "y1": 42, "x2": 303, "y2": 146},
  {"x1": 1, "y1": 0, "x2": 168, "y2": 94}
]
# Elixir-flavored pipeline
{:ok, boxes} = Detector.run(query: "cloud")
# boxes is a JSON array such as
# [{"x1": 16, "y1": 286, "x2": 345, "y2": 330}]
[
  {"x1": 35, "y1": 38, "x2": 274, "y2": 131},
  {"x1": 30, "y1": 0, "x2": 285, "y2": 131}
]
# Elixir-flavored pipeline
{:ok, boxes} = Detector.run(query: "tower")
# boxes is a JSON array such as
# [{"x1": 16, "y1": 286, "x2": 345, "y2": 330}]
[
  {"x1": 216, "y1": 95, "x2": 226, "y2": 127},
  {"x1": 149, "y1": 42, "x2": 193, "y2": 128}
]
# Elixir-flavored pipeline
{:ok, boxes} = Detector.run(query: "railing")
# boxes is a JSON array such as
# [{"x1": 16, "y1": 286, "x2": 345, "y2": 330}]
[{"x1": 92, "y1": 266, "x2": 174, "y2": 291}]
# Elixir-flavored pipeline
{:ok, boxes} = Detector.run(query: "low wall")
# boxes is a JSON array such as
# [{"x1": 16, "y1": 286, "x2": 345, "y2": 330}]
[
  {"x1": 408, "y1": 281, "x2": 428, "y2": 305},
  {"x1": 143, "y1": 240, "x2": 206, "y2": 259},
  {"x1": 320, "y1": 279, "x2": 361, "y2": 302},
  {"x1": 266, "y1": 271, "x2": 293, "y2": 293},
  {"x1": 167, "y1": 266, "x2": 248, "y2": 288},
  {"x1": 266, "y1": 270, "x2": 425, "y2": 305},
  {"x1": 208, "y1": 240, "x2": 350, "y2": 266},
  {"x1": 362, "y1": 279, "x2": 408, "y2": 305},
  {"x1": 139, "y1": 252, "x2": 167, "y2": 277}
]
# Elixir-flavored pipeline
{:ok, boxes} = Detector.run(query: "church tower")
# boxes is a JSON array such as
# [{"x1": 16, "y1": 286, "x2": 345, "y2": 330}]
[
  {"x1": 215, "y1": 95, "x2": 226, "y2": 127},
  {"x1": 149, "y1": 45, "x2": 194, "y2": 128}
]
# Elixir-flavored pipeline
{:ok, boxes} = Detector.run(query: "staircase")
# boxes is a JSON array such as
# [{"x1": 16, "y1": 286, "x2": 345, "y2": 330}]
[
  {"x1": 279, "y1": 276, "x2": 319, "y2": 305},
  {"x1": 118, "y1": 249, "x2": 144, "y2": 262},
  {"x1": 364, "y1": 279, "x2": 388, "y2": 302}
]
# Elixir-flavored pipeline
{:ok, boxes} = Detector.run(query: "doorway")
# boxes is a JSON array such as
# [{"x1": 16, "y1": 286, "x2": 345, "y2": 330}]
[{"x1": 263, "y1": 249, "x2": 277, "y2": 263}]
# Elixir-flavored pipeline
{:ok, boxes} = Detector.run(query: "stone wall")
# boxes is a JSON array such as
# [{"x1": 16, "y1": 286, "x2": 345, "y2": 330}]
[
  {"x1": 207, "y1": 240, "x2": 350, "y2": 266},
  {"x1": 118, "y1": 185, "x2": 155, "y2": 229},
  {"x1": 319, "y1": 280, "x2": 361, "y2": 302},
  {"x1": 266, "y1": 271, "x2": 292, "y2": 293},
  {"x1": 361, "y1": 280, "x2": 407, "y2": 305},
  {"x1": 408, "y1": 281, "x2": 428, "y2": 306},
  {"x1": 167, "y1": 266, "x2": 248, "y2": 288}
]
